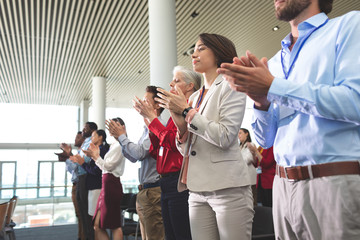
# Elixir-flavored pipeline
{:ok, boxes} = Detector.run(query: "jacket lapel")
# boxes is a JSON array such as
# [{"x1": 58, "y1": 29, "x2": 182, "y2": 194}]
[{"x1": 198, "y1": 74, "x2": 223, "y2": 114}]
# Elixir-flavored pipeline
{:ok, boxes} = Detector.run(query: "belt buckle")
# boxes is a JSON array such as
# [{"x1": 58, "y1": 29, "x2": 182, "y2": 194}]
[{"x1": 284, "y1": 167, "x2": 297, "y2": 182}]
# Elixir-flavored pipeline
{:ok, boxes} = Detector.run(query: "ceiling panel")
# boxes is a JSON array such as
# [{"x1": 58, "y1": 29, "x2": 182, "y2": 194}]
[{"x1": 0, "y1": 0, "x2": 359, "y2": 107}]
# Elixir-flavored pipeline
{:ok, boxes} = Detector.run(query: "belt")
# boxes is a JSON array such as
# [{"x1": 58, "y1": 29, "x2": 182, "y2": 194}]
[
  {"x1": 160, "y1": 171, "x2": 180, "y2": 178},
  {"x1": 138, "y1": 181, "x2": 160, "y2": 191},
  {"x1": 276, "y1": 161, "x2": 360, "y2": 182}
]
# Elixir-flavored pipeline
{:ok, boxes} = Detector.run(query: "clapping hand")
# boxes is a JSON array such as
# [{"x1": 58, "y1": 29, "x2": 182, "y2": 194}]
[
  {"x1": 82, "y1": 143, "x2": 100, "y2": 161},
  {"x1": 155, "y1": 86, "x2": 189, "y2": 115},
  {"x1": 106, "y1": 119, "x2": 125, "y2": 138},
  {"x1": 69, "y1": 154, "x2": 85, "y2": 165},
  {"x1": 133, "y1": 96, "x2": 158, "y2": 121}
]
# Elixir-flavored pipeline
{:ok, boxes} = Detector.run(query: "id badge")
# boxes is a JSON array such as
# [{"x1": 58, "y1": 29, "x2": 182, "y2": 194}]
[{"x1": 159, "y1": 147, "x2": 164, "y2": 157}]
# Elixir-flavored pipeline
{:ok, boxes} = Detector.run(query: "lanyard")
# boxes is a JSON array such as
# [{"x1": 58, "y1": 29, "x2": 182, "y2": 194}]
[
  {"x1": 281, "y1": 18, "x2": 328, "y2": 79},
  {"x1": 196, "y1": 85, "x2": 206, "y2": 108}
]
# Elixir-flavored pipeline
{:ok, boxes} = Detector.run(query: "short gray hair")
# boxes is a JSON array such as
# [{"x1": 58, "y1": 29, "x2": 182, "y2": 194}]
[{"x1": 173, "y1": 66, "x2": 202, "y2": 92}]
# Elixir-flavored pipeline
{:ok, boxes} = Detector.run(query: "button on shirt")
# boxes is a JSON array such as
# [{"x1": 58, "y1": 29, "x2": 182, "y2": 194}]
[
  {"x1": 118, "y1": 124, "x2": 161, "y2": 184},
  {"x1": 252, "y1": 11, "x2": 360, "y2": 167}
]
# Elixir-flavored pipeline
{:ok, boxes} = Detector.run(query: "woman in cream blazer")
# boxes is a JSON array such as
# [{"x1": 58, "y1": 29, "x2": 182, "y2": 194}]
[{"x1": 156, "y1": 33, "x2": 254, "y2": 240}]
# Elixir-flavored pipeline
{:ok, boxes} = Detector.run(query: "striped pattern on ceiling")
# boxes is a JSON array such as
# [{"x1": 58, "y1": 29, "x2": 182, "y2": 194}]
[{"x1": 0, "y1": 0, "x2": 359, "y2": 107}]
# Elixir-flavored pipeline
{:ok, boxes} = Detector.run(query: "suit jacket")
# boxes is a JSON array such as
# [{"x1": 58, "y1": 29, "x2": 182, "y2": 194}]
[{"x1": 177, "y1": 74, "x2": 251, "y2": 192}]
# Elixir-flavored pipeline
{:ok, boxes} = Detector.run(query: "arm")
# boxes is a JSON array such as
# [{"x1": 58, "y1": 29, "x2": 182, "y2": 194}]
[
  {"x1": 65, "y1": 159, "x2": 78, "y2": 173},
  {"x1": 187, "y1": 83, "x2": 246, "y2": 149},
  {"x1": 118, "y1": 133, "x2": 150, "y2": 162},
  {"x1": 95, "y1": 143, "x2": 123, "y2": 172},
  {"x1": 148, "y1": 130, "x2": 159, "y2": 160}
]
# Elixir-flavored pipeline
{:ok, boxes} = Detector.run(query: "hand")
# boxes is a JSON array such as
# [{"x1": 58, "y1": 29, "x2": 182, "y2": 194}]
[
  {"x1": 82, "y1": 143, "x2": 100, "y2": 160},
  {"x1": 69, "y1": 154, "x2": 85, "y2": 165},
  {"x1": 55, "y1": 151, "x2": 68, "y2": 162},
  {"x1": 133, "y1": 96, "x2": 158, "y2": 121},
  {"x1": 106, "y1": 119, "x2": 125, "y2": 138},
  {"x1": 247, "y1": 142, "x2": 262, "y2": 166},
  {"x1": 60, "y1": 143, "x2": 72, "y2": 156},
  {"x1": 217, "y1": 51, "x2": 273, "y2": 110},
  {"x1": 155, "y1": 86, "x2": 189, "y2": 114}
]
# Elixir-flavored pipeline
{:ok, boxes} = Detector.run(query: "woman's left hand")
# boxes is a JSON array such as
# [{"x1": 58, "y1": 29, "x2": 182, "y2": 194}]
[{"x1": 155, "y1": 86, "x2": 189, "y2": 114}]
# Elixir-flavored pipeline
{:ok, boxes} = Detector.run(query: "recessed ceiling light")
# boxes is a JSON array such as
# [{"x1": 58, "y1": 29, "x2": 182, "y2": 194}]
[{"x1": 272, "y1": 26, "x2": 280, "y2": 31}]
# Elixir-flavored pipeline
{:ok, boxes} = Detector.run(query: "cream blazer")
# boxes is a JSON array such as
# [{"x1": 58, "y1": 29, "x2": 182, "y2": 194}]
[{"x1": 177, "y1": 74, "x2": 251, "y2": 192}]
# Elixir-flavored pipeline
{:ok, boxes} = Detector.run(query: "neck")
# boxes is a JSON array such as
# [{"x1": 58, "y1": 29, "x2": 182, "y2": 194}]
[
  {"x1": 289, "y1": 3, "x2": 321, "y2": 47},
  {"x1": 185, "y1": 91, "x2": 194, "y2": 99},
  {"x1": 203, "y1": 68, "x2": 219, "y2": 89}
]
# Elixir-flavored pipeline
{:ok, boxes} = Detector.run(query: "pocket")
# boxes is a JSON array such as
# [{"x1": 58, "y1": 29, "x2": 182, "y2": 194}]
[{"x1": 210, "y1": 149, "x2": 238, "y2": 163}]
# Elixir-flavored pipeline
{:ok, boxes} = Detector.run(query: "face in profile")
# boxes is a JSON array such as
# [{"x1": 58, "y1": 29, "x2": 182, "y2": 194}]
[
  {"x1": 191, "y1": 39, "x2": 217, "y2": 74},
  {"x1": 82, "y1": 124, "x2": 92, "y2": 138},
  {"x1": 74, "y1": 133, "x2": 84, "y2": 147},
  {"x1": 169, "y1": 71, "x2": 191, "y2": 95},
  {"x1": 238, "y1": 130, "x2": 248, "y2": 143},
  {"x1": 91, "y1": 131, "x2": 101, "y2": 146}
]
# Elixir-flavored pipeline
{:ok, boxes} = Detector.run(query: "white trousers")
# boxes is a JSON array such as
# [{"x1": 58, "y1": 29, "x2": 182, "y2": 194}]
[
  {"x1": 273, "y1": 174, "x2": 360, "y2": 240},
  {"x1": 189, "y1": 186, "x2": 254, "y2": 240}
]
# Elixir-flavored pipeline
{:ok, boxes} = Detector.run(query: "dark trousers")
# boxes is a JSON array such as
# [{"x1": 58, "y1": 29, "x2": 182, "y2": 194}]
[
  {"x1": 76, "y1": 174, "x2": 94, "y2": 240},
  {"x1": 159, "y1": 173, "x2": 192, "y2": 240},
  {"x1": 257, "y1": 175, "x2": 273, "y2": 207}
]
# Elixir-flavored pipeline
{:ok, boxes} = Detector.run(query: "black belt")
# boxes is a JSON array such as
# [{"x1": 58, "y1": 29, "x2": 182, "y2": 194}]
[
  {"x1": 138, "y1": 181, "x2": 160, "y2": 191},
  {"x1": 160, "y1": 171, "x2": 180, "y2": 178}
]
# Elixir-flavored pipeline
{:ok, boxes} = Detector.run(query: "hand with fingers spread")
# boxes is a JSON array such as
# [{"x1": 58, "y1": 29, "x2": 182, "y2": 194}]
[
  {"x1": 69, "y1": 154, "x2": 85, "y2": 165},
  {"x1": 60, "y1": 143, "x2": 72, "y2": 156},
  {"x1": 82, "y1": 143, "x2": 100, "y2": 161},
  {"x1": 217, "y1": 51, "x2": 274, "y2": 110},
  {"x1": 155, "y1": 86, "x2": 190, "y2": 115},
  {"x1": 133, "y1": 96, "x2": 158, "y2": 122},
  {"x1": 106, "y1": 119, "x2": 126, "y2": 139}
]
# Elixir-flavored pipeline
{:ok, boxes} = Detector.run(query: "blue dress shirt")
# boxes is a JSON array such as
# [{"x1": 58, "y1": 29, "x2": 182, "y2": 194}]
[{"x1": 252, "y1": 11, "x2": 360, "y2": 167}]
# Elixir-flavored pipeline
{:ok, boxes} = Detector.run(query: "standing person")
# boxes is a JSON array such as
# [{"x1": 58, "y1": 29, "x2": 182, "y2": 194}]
[
  {"x1": 107, "y1": 86, "x2": 165, "y2": 240},
  {"x1": 57, "y1": 131, "x2": 85, "y2": 240},
  {"x1": 70, "y1": 122, "x2": 98, "y2": 240},
  {"x1": 218, "y1": 1, "x2": 360, "y2": 239},
  {"x1": 238, "y1": 128, "x2": 259, "y2": 206},
  {"x1": 133, "y1": 66, "x2": 201, "y2": 240},
  {"x1": 155, "y1": 34, "x2": 253, "y2": 240},
  {"x1": 256, "y1": 146, "x2": 275, "y2": 208},
  {"x1": 71, "y1": 130, "x2": 109, "y2": 218},
  {"x1": 83, "y1": 118, "x2": 126, "y2": 240}
]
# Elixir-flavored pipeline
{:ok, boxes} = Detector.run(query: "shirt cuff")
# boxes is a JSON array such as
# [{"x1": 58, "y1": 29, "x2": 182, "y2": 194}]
[
  {"x1": 253, "y1": 102, "x2": 274, "y2": 123},
  {"x1": 117, "y1": 134, "x2": 127, "y2": 144},
  {"x1": 185, "y1": 108, "x2": 197, "y2": 124},
  {"x1": 268, "y1": 77, "x2": 290, "y2": 102}
]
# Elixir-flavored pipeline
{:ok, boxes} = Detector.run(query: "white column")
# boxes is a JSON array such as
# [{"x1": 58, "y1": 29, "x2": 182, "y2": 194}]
[
  {"x1": 80, "y1": 99, "x2": 89, "y2": 130},
  {"x1": 92, "y1": 76, "x2": 106, "y2": 129},
  {"x1": 148, "y1": 0, "x2": 177, "y2": 89}
]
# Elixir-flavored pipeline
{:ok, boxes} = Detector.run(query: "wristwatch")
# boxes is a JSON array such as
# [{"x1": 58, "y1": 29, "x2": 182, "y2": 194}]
[{"x1": 182, "y1": 106, "x2": 193, "y2": 118}]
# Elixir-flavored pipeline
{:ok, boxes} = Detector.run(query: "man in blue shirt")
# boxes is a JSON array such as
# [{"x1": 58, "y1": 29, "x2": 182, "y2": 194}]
[
  {"x1": 107, "y1": 86, "x2": 165, "y2": 240},
  {"x1": 218, "y1": 0, "x2": 360, "y2": 239}
]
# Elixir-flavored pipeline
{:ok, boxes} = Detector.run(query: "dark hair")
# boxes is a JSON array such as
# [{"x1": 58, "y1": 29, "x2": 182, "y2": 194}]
[
  {"x1": 199, "y1": 33, "x2": 237, "y2": 67},
  {"x1": 112, "y1": 117, "x2": 125, "y2": 126},
  {"x1": 146, "y1": 85, "x2": 165, "y2": 114},
  {"x1": 240, "y1": 128, "x2": 252, "y2": 146},
  {"x1": 77, "y1": 131, "x2": 82, "y2": 135},
  {"x1": 86, "y1": 122, "x2": 98, "y2": 131},
  {"x1": 319, "y1": 0, "x2": 333, "y2": 14},
  {"x1": 96, "y1": 129, "x2": 109, "y2": 149}
]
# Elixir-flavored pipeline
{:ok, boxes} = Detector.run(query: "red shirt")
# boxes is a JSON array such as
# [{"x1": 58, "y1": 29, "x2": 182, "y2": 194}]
[
  {"x1": 148, "y1": 117, "x2": 183, "y2": 175},
  {"x1": 256, "y1": 146, "x2": 276, "y2": 189}
]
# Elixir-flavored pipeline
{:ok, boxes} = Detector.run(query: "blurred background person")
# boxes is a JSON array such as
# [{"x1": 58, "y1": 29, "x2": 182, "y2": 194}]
[
  {"x1": 71, "y1": 130, "x2": 109, "y2": 218},
  {"x1": 255, "y1": 146, "x2": 275, "y2": 207},
  {"x1": 56, "y1": 131, "x2": 85, "y2": 240},
  {"x1": 84, "y1": 118, "x2": 126, "y2": 240},
  {"x1": 108, "y1": 86, "x2": 165, "y2": 240},
  {"x1": 238, "y1": 128, "x2": 258, "y2": 206}
]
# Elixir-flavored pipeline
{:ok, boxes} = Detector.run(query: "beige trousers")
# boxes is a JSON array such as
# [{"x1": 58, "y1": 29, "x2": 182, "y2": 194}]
[
  {"x1": 273, "y1": 174, "x2": 360, "y2": 240},
  {"x1": 136, "y1": 186, "x2": 164, "y2": 240}
]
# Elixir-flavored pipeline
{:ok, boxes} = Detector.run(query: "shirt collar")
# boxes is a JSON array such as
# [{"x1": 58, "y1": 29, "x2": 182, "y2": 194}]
[{"x1": 281, "y1": 12, "x2": 328, "y2": 49}]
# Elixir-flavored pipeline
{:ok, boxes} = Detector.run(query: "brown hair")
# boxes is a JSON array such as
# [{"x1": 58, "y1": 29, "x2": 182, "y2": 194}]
[
  {"x1": 199, "y1": 33, "x2": 237, "y2": 68},
  {"x1": 146, "y1": 85, "x2": 164, "y2": 114},
  {"x1": 319, "y1": 0, "x2": 333, "y2": 14}
]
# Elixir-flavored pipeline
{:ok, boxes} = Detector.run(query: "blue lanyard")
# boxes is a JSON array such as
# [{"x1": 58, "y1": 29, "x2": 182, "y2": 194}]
[
  {"x1": 196, "y1": 86, "x2": 206, "y2": 108},
  {"x1": 281, "y1": 18, "x2": 329, "y2": 79}
]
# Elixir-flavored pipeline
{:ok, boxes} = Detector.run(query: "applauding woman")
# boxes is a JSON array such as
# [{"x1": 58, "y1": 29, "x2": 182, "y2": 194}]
[
  {"x1": 133, "y1": 66, "x2": 201, "y2": 240},
  {"x1": 83, "y1": 118, "x2": 126, "y2": 240},
  {"x1": 155, "y1": 33, "x2": 254, "y2": 240}
]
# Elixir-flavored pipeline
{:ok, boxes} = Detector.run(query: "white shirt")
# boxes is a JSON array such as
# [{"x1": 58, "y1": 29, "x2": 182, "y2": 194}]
[
  {"x1": 95, "y1": 141, "x2": 125, "y2": 178},
  {"x1": 240, "y1": 143, "x2": 257, "y2": 185}
]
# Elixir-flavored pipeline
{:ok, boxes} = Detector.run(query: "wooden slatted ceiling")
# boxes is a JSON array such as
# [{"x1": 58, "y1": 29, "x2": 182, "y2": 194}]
[{"x1": 0, "y1": 0, "x2": 359, "y2": 107}]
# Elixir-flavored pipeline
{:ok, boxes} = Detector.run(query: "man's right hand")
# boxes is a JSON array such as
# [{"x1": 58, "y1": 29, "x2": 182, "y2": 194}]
[{"x1": 60, "y1": 143, "x2": 72, "y2": 156}]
